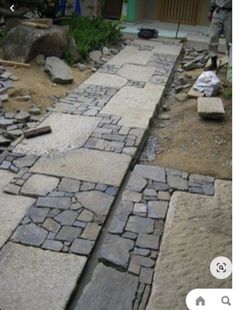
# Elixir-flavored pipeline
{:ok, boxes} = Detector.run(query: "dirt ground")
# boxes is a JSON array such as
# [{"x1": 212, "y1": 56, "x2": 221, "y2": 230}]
[
  {"x1": 3, "y1": 63, "x2": 92, "y2": 113},
  {"x1": 149, "y1": 68, "x2": 232, "y2": 180}
]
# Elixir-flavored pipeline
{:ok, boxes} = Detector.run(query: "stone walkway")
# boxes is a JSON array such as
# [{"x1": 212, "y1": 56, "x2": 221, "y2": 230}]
[{"x1": 0, "y1": 38, "x2": 230, "y2": 310}]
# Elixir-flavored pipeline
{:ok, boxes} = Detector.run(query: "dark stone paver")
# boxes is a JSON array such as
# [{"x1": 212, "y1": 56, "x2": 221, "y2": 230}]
[
  {"x1": 75, "y1": 264, "x2": 138, "y2": 310},
  {"x1": 12, "y1": 223, "x2": 48, "y2": 246},
  {"x1": 55, "y1": 226, "x2": 81, "y2": 242},
  {"x1": 70, "y1": 238, "x2": 94, "y2": 256},
  {"x1": 125, "y1": 216, "x2": 154, "y2": 234},
  {"x1": 36, "y1": 197, "x2": 71, "y2": 209}
]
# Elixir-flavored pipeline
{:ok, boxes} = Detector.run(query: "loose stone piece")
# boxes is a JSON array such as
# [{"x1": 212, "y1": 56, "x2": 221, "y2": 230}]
[{"x1": 198, "y1": 97, "x2": 225, "y2": 120}]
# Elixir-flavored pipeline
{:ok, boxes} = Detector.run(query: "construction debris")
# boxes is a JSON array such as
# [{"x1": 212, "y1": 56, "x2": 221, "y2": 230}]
[
  {"x1": 24, "y1": 126, "x2": 52, "y2": 139},
  {"x1": 197, "y1": 97, "x2": 225, "y2": 120}
]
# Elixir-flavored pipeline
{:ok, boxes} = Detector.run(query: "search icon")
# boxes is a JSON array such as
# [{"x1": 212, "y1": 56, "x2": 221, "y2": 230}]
[{"x1": 221, "y1": 296, "x2": 231, "y2": 306}]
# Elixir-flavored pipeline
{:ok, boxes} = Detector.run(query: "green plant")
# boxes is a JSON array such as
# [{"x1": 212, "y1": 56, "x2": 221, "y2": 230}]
[
  {"x1": 0, "y1": 29, "x2": 7, "y2": 47},
  {"x1": 64, "y1": 47, "x2": 74, "y2": 65},
  {"x1": 67, "y1": 16, "x2": 123, "y2": 58},
  {"x1": 223, "y1": 86, "x2": 232, "y2": 99}
]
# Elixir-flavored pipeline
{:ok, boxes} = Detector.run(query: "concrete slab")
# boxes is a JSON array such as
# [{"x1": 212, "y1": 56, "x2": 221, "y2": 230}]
[
  {"x1": 0, "y1": 170, "x2": 35, "y2": 248},
  {"x1": 30, "y1": 149, "x2": 131, "y2": 187},
  {"x1": 0, "y1": 242, "x2": 86, "y2": 310},
  {"x1": 153, "y1": 42, "x2": 182, "y2": 56},
  {"x1": 198, "y1": 97, "x2": 225, "y2": 119},
  {"x1": 108, "y1": 46, "x2": 153, "y2": 66},
  {"x1": 147, "y1": 180, "x2": 232, "y2": 310},
  {"x1": 14, "y1": 113, "x2": 101, "y2": 155},
  {"x1": 117, "y1": 64, "x2": 155, "y2": 82},
  {"x1": 21, "y1": 174, "x2": 59, "y2": 197},
  {"x1": 83, "y1": 72, "x2": 127, "y2": 88},
  {"x1": 101, "y1": 84, "x2": 164, "y2": 128}
]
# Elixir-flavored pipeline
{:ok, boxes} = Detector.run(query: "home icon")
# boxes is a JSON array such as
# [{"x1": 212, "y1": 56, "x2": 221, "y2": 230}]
[{"x1": 196, "y1": 296, "x2": 206, "y2": 306}]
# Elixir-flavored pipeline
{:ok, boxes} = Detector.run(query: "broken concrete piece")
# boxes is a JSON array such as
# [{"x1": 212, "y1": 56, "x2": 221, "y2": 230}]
[
  {"x1": 45, "y1": 57, "x2": 73, "y2": 84},
  {"x1": 198, "y1": 97, "x2": 225, "y2": 120},
  {"x1": 188, "y1": 87, "x2": 204, "y2": 98}
]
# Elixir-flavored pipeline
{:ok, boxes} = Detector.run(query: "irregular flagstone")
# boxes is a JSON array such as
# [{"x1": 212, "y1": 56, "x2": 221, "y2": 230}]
[
  {"x1": 122, "y1": 190, "x2": 142, "y2": 202},
  {"x1": 36, "y1": 197, "x2": 71, "y2": 209},
  {"x1": 70, "y1": 238, "x2": 95, "y2": 256},
  {"x1": 0, "y1": 242, "x2": 86, "y2": 310},
  {"x1": 125, "y1": 216, "x2": 154, "y2": 234},
  {"x1": 136, "y1": 234, "x2": 160, "y2": 250},
  {"x1": 0, "y1": 170, "x2": 35, "y2": 248},
  {"x1": 14, "y1": 113, "x2": 101, "y2": 156},
  {"x1": 30, "y1": 149, "x2": 131, "y2": 187},
  {"x1": 75, "y1": 191, "x2": 114, "y2": 216},
  {"x1": 58, "y1": 178, "x2": 80, "y2": 193},
  {"x1": 101, "y1": 84, "x2": 164, "y2": 128},
  {"x1": 126, "y1": 173, "x2": 147, "y2": 192},
  {"x1": 75, "y1": 263, "x2": 138, "y2": 310},
  {"x1": 11, "y1": 223, "x2": 48, "y2": 246},
  {"x1": 167, "y1": 175, "x2": 188, "y2": 191},
  {"x1": 83, "y1": 72, "x2": 127, "y2": 88},
  {"x1": 100, "y1": 235, "x2": 134, "y2": 270},
  {"x1": 147, "y1": 180, "x2": 232, "y2": 310},
  {"x1": 21, "y1": 174, "x2": 59, "y2": 197},
  {"x1": 117, "y1": 64, "x2": 155, "y2": 82},
  {"x1": 148, "y1": 201, "x2": 168, "y2": 219},
  {"x1": 134, "y1": 164, "x2": 166, "y2": 183},
  {"x1": 13, "y1": 155, "x2": 39, "y2": 168}
]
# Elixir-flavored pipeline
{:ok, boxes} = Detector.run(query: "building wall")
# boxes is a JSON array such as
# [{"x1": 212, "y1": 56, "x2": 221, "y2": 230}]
[{"x1": 136, "y1": 0, "x2": 210, "y2": 26}]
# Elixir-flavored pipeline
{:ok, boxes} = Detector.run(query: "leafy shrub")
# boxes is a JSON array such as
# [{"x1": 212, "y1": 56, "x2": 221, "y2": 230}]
[
  {"x1": 67, "y1": 16, "x2": 123, "y2": 58},
  {"x1": 0, "y1": 29, "x2": 7, "y2": 47}
]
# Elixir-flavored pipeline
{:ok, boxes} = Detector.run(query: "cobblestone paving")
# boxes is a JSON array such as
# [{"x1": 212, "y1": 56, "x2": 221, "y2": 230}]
[{"x1": 0, "y1": 39, "x2": 184, "y2": 310}]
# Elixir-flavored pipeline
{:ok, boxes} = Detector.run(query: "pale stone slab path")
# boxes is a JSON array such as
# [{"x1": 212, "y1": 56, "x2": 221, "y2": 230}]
[
  {"x1": 147, "y1": 180, "x2": 232, "y2": 310},
  {"x1": 0, "y1": 242, "x2": 86, "y2": 310},
  {"x1": 102, "y1": 84, "x2": 164, "y2": 128},
  {"x1": 0, "y1": 39, "x2": 183, "y2": 310},
  {"x1": 0, "y1": 170, "x2": 35, "y2": 248},
  {"x1": 30, "y1": 149, "x2": 131, "y2": 187},
  {"x1": 15, "y1": 113, "x2": 101, "y2": 155}
]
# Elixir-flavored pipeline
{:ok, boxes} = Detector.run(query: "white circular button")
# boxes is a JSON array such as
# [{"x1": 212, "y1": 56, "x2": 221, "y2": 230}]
[{"x1": 210, "y1": 256, "x2": 232, "y2": 279}]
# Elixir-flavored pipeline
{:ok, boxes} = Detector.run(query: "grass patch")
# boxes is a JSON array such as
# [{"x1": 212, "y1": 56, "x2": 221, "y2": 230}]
[{"x1": 67, "y1": 16, "x2": 123, "y2": 58}]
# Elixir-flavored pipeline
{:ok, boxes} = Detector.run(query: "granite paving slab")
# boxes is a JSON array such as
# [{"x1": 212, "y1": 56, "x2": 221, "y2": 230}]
[
  {"x1": 147, "y1": 180, "x2": 232, "y2": 310},
  {"x1": 83, "y1": 72, "x2": 127, "y2": 88},
  {"x1": 101, "y1": 84, "x2": 164, "y2": 128},
  {"x1": 108, "y1": 46, "x2": 153, "y2": 66},
  {"x1": 0, "y1": 170, "x2": 35, "y2": 248},
  {"x1": 30, "y1": 149, "x2": 132, "y2": 187},
  {"x1": 117, "y1": 64, "x2": 155, "y2": 82},
  {"x1": 0, "y1": 242, "x2": 86, "y2": 310},
  {"x1": 14, "y1": 113, "x2": 101, "y2": 155}
]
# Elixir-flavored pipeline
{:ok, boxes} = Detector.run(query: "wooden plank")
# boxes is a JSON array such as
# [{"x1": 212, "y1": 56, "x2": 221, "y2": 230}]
[
  {"x1": 0, "y1": 59, "x2": 30, "y2": 68},
  {"x1": 24, "y1": 126, "x2": 52, "y2": 139}
]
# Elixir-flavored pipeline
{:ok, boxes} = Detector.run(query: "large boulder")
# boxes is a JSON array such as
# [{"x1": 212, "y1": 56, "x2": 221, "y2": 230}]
[
  {"x1": 44, "y1": 57, "x2": 73, "y2": 84},
  {"x1": 3, "y1": 25, "x2": 70, "y2": 62}
]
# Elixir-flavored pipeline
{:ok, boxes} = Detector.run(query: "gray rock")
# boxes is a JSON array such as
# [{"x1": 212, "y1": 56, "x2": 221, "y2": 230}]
[
  {"x1": 35, "y1": 54, "x2": 45, "y2": 66},
  {"x1": 42, "y1": 218, "x2": 61, "y2": 233},
  {"x1": 134, "y1": 165, "x2": 166, "y2": 183},
  {"x1": 89, "y1": 50, "x2": 102, "y2": 62},
  {"x1": 0, "y1": 93, "x2": 8, "y2": 102},
  {"x1": 58, "y1": 178, "x2": 80, "y2": 193},
  {"x1": 109, "y1": 217, "x2": 126, "y2": 234},
  {"x1": 81, "y1": 223, "x2": 101, "y2": 240},
  {"x1": 55, "y1": 226, "x2": 81, "y2": 242},
  {"x1": 198, "y1": 97, "x2": 225, "y2": 119},
  {"x1": 12, "y1": 223, "x2": 48, "y2": 246},
  {"x1": 158, "y1": 113, "x2": 170, "y2": 120},
  {"x1": 77, "y1": 209, "x2": 94, "y2": 222},
  {"x1": 67, "y1": 37, "x2": 79, "y2": 62},
  {"x1": 115, "y1": 201, "x2": 133, "y2": 222},
  {"x1": 134, "y1": 248, "x2": 151, "y2": 256},
  {"x1": 100, "y1": 235, "x2": 134, "y2": 271},
  {"x1": 75, "y1": 191, "x2": 114, "y2": 216},
  {"x1": 139, "y1": 268, "x2": 154, "y2": 285},
  {"x1": 0, "y1": 118, "x2": 14, "y2": 129},
  {"x1": 30, "y1": 106, "x2": 41, "y2": 115},
  {"x1": 36, "y1": 197, "x2": 71, "y2": 210},
  {"x1": 80, "y1": 182, "x2": 95, "y2": 191},
  {"x1": 102, "y1": 47, "x2": 110, "y2": 55},
  {"x1": 76, "y1": 264, "x2": 138, "y2": 310},
  {"x1": 131, "y1": 255, "x2": 155, "y2": 268},
  {"x1": 122, "y1": 190, "x2": 142, "y2": 202},
  {"x1": 45, "y1": 57, "x2": 73, "y2": 84},
  {"x1": 15, "y1": 111, "x2": 30, "y2": 122},
  {"x1": 54, "y1": 210, "x2": 78, "y2": 225},
  {"x1": 202, "y1": 183, "x2": 214, "y2": 195},
  {"x1": 126, "y1": 174, "x2": 147, "y2": 192},
  {"x1": 167, "y1": 175, "x2": 188, "y2": 191},
  {"x1": 76, "y1": 63, "x2": 87, "y2": 71},
  {"x1": 27, "y1": 207, "x2": 50, "y2": 223},
  {"x1": 175, "y1": 93, "x2": 188, "y2": 102},
  {"x1": 70, "y1": 238, "x2": 94, "y2": 256},
  {"x1": 136, "y1": 234, "x2": 160, "y2": 250},
  {"x1": 13, "y1": 155, "x2": 38, "y2": 168},
  {"x1": 122, "y1": 231, "x2": 137, "y2": 240},
  {"x1": 3, "y1": 25, "x2": 69, "y2": 62},
  {"x1": 42, "y1": 239, "x2": 63, "y2": 251},
  {"x1": 189, "y1": 174, "x2": 214, "y2": 184},
  {"x1": 126, "y1": 216, "x2": 154, "y2": 234},
  {"x1": 148, "y1": 201, "x2": 168, "y2": 219}
]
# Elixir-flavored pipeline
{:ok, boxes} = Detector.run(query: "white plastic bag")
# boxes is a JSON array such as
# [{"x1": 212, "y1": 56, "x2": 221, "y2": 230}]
[{"x1": 193, "y1": 71, "x2": 220, "y2": 96}]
